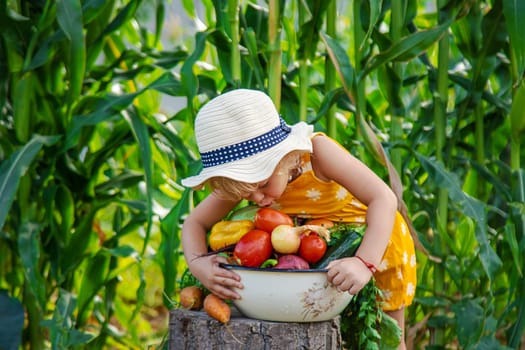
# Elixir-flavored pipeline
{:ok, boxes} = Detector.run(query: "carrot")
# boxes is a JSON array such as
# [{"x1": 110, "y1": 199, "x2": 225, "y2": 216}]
[
  {"x1": 179, "y1": 286, "x2": 204, "y2": 310},
  {"x1": 203, "y1": 294, "x2": 231, "y2": 323}
]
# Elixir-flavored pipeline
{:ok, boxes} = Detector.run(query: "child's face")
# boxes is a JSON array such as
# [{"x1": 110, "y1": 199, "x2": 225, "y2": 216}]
[{"x1": 244, "y1": 168, "x2": 289, "y2": 207}]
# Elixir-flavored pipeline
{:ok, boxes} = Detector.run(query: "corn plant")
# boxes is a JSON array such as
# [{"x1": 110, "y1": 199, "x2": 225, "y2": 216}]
[{"x1": 0, "y1": 0, "x2": 191, "y2": 348}]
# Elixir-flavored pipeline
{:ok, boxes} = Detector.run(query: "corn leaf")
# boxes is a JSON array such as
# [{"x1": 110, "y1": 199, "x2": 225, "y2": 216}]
[
  {"x1": 452, "y1": 299, "x2": 485, "y2": 346},
  {"x1": 297, "y1": 0, "x2": 331, "y2": 60},
  {"x1": 160, "y1": 188, "x2": 190, "y2": 307},
  {"x1": 0, "y1": 290, "x2": 24, "y2": 350},
  {"x1": 417, "y1": 153, "x2": 503, "y2": 280},
  {"x1": 359, "y1": 0, "x2": 383, "y2": 50},
  {"x1": 77, "y1": 252, "x2": 110, "y2": 326},
  {"x1": 57, "y1": 0, "x2": 85, "y2": 102},
  {"x1": 181, "y1": 31, "x2": 209, "y2": 115},
  {"x1": 125, "y1": 107, "x2": 153, "y2": 255},
  {"x1": 18, "y1": 222, "x2": 46, "y2": 310},
  {"x1": 0, "y1": 135, "x2": 60, "y2": 231},
  {"x1": 503, "y1": 0, "x2": 525, "y2": 79},
  {"x1": 361, "y1": 19, "x2": 453, "y2": 78},
  {"x1": 42, "y1": 289, "x2": 94, "y2": 348},
  {"x1": 509, "y1": 80, "x2": 525, "y2": 139}
]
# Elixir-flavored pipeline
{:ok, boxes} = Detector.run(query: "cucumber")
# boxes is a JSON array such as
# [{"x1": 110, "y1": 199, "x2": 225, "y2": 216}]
[
  {"x1": 228, "y1": 205, "x2": 259, "y2": 221},
  {"x1": 312, "y1": 226, "x2": 363, "y2": 269}
]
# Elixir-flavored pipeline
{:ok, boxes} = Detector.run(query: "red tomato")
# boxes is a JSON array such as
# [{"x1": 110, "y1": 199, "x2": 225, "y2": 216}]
[
  {"x1": 298, "y1": 234, "x2": 327, "y2": 264},
  {"x1": 233, "y1": 229, "x2": 273, "y2": 267},
  {"x1": 254, "y1": 208, "x2": 293, "y2": 233}
]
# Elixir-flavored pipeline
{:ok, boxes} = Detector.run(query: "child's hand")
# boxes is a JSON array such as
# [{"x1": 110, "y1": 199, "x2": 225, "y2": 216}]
[
  {"x1": 188, "y1": 253, "x2": 244, "y2": 300},
  {"x1": 326, "y1": 257, "x2": 373, "y2": 295}
]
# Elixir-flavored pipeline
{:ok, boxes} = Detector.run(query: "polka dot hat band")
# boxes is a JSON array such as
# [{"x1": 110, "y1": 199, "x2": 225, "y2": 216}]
[{"x1": 200, "y1": 118, "x2": 291, "y2": 168}]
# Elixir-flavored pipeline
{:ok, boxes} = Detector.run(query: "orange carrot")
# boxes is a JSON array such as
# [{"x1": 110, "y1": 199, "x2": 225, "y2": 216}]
[
  {"x1": 203, "y1": 294, "x2": 231, "y2": 323},
  {"x1": 179, "y1": 286, "x2": 204, "y2": 310}
]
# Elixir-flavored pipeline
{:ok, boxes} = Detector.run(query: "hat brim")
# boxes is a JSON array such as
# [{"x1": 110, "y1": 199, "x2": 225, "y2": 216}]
[{"x1": 181, "y1": 122, "x2": 313, "y2": 188}]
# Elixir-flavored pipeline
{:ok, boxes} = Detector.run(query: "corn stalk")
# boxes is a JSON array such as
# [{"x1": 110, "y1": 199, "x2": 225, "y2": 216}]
[
  {"x1": 324, "y1": 0, "x2": 337, "y2": 137},
  {"x1": 389, "y1": 0, "x2": 405, "y2": 174},
  {"x1": 268, "y1": 0, "x2": 282, "y2": 108},
  {"x1": 229, "y1": 0, "x2": 241, "y2": 87},
  {"x1": 503, "y1": 0, "x2": 525, "y2": 346},
  {"x1": 431, "y1": 0, "x2": 450, "y2": 344}
]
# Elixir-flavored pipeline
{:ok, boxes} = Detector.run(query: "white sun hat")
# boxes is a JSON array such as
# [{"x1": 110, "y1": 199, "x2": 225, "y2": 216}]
[{"x1": 181, "y1": 89, "x2": 313, "y2": 188}]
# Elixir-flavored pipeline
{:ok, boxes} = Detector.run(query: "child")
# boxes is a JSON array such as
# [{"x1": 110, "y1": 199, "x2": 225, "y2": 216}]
[{"x1": 181, "y1": 89, "x2": 416, "y2": 349}]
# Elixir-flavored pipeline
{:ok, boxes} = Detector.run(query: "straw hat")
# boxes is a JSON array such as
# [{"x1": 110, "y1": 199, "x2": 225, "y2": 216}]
[{"x1": 181, "y1": 89, "x2": 313, "y2": 188}]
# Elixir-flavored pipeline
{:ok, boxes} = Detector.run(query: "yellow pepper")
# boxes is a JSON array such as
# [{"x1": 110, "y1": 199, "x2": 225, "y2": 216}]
[{"x1": 208, "y1": 220, "x2": 255, "y2": 251}]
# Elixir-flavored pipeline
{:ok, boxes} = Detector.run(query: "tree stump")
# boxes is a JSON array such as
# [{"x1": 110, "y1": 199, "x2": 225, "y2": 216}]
[{"x1": 169, "y1": 307, "x2": 343, "y2": 350}]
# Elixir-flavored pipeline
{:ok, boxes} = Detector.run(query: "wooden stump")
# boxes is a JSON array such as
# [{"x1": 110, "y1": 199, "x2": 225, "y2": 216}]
[{"x1": 169, "y1": 308, "x2": 342, "y2": 350}]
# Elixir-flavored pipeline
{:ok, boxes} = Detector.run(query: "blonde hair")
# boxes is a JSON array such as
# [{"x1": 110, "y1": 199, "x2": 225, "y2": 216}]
[{"x1": 208, "y1": 150, "x2": 306, "y2": 201}]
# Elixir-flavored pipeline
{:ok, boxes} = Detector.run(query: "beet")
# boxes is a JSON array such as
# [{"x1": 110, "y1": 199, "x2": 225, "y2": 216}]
[{"x1": 274, "y1": 254, "x2": 310, "y2": 270}]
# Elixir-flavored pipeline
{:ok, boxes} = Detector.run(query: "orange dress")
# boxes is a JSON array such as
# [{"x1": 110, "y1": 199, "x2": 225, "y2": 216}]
[{"x1": 272, "y1": 152, "x2": 416, "y2": 311}]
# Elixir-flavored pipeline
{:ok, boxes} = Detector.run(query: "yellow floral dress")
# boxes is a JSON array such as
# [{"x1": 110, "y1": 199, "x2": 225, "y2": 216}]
[{"x1": 272, "y1": 152, "x2": 416, "y2": 311}]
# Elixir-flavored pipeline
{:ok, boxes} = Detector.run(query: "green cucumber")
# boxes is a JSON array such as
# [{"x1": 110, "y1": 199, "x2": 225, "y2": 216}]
[
  {"x1": 312, "y1": 226, "x2": 363, "y2": 269},
  {"x1": 228, "y1": 205, "x2": 259, "y2": 221}
]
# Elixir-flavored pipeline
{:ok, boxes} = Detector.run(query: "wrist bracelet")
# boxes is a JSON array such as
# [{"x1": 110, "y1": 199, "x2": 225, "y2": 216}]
[{"x1": 355, "y1": 255, "x2": 377, "y2": 274}]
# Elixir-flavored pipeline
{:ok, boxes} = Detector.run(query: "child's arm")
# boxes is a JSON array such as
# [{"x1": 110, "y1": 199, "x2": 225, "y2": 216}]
[
  {"x1": 181, "y1": 193, "x2": 244, "y2": 300},
  {"x1": 310, "y1": 135, "x2": 397, "y2": 294}
]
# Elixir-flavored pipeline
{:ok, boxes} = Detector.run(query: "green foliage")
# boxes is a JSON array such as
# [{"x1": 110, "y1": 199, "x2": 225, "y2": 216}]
[
  {"x1": 0, "y1": 290, "x2": 24, "y2": 350},
  {"x1": 341, "y1": 281, "x2": 401, "y2": 350},
  {"x1": 1, "y1": 0, "x2": 187, "y2": 348}
]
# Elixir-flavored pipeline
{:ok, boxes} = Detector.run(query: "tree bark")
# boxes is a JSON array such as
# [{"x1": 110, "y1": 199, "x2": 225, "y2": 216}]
[{"x1": 169, "y1": 308, "x2": 342, "y2": 350}]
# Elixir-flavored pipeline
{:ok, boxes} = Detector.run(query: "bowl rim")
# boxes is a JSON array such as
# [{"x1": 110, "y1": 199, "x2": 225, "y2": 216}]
[{"x1": 221, "y1": 263, "x2": 328, "y2": 273}]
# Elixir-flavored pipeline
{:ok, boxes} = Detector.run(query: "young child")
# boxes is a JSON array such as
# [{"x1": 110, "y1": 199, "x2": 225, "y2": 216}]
[{"x1": 181, "y1": 89, "x2": 416, "y2": 349}]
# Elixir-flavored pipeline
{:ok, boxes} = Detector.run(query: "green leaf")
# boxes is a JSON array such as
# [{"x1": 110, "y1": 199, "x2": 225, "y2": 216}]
[
  {"x1": 320, "y1": 31, "x2": 355, "y2": 94},
  {"x1": 94, "y1": 171, "x2": 144, "y2": 194},
  {"x1": 18, "y1": 222, "x2": 46, "y2": 310},
  {"x1": 49, "y1": 185, "x2": 75, "y2": 244},
  {"x1": 0, "y1": 134, "x2": 60, "y2": 231},
  {"x1": 504, "y1": 224, "x2": 522, "y2": 276},
  {"x1": 509, "y1": 80, "x2": 525, "y2": 139},
  {"x1": 297, "y1": 0, "x2": 331, "y2": 60},
  {"x1": 42, "y1": 289, "x2": 94, "y2": 349},
  {"x1": 181, "y1": 31, "x2": 209, "y2": 114},
  {"x1": 361, "y1": 19, "x2": 453, "y2": 78},
  {"x1": 503, "y1": 0, "x2": 525, "y2": 79},
  {"x1": 57, "y1": 0, "x2": 83, "y2": 42},
  {"x1": 57, "y1": 0, "x2": 86, "y2": 102},
  {"x1": 160, "y1": 188, "x2": 190, "y2": 307},
  {"x1": 452, "y1": 299, "x2": 484, "y2": 346},
  {"x1": 77, "y1": 252, "x2": 110, "y2": 326},
  {"x1": 0, "y1": 290, "x2": 24, "y2": 350},
  {"x1": 125, "y1": 107, "x2": 153, "y2": 255},
  {"x1": 182, "y1": 0, "x2": 197, "y2": 19},
  {"x1": 100, "y1": 0, "x2": 142, "y2": 37},
  {"x1": 378, "y1": 311, "x2": 402, "y2": 349},
  {"x1": 148, "y1": 72, "x2": 185, "y2": 96},
  {"x1": 13, "y1": 72, "x2": 33, "y2": 142},
  {"x1": 243, "y1": 28, "x2": 265, "y2": 88},
  {"x1": 61, "y1": 207, "x2": 97, "y2": 274},
  {"x1": 359, "y1": 0, "x2": 383, "y2": 50},
  {"x1": 65, "y1": 93, "x2": 137, "y2": 150},
  {"x1": 511, "y1": 168, "x2": 525, "y2": 232},
  {"x1": 104, "y1": 245, "x2": 138, "y2": 258},
  {"x1": 417, "y1": 153, "x2": 503, "y2": 280}
]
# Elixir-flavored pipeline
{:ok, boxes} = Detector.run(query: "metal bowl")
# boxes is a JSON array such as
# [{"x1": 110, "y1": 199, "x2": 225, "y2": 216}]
[{"x1": 222, "y1": 264, "x2": 353, "y2": 323}]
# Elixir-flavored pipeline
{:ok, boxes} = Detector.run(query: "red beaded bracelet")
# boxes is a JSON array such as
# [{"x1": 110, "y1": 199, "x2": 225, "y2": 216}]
[{"x1": 355, "y1": 255, "x2": 377, "y2": 274}]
